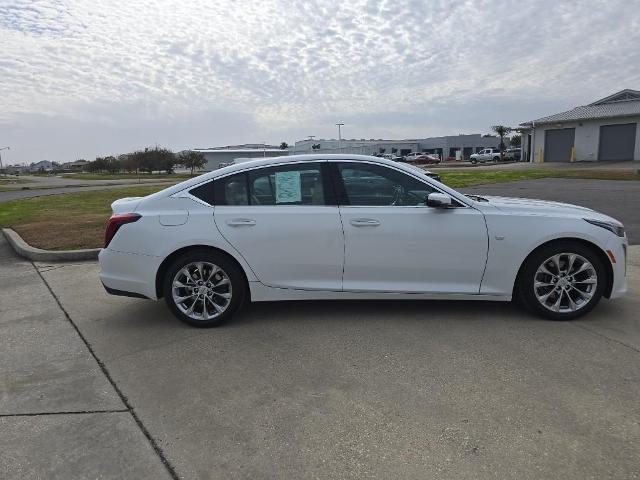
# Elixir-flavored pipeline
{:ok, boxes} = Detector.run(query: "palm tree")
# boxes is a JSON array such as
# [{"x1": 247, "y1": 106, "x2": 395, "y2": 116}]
[{"x1": 492, "y1": 125, "x2": 512, "y2": 161}]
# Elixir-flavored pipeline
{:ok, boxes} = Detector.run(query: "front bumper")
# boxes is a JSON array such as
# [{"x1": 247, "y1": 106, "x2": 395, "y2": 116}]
[
  {"x1": 99, "y1": 248, "x2": 162, "y2": 300},
  {"x1": 605, "y1": 237, "x2": 628, "y2": 299}
]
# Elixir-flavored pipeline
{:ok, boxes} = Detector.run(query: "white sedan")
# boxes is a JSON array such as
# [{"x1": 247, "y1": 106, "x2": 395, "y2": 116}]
[{"x1": 99, "y1": 154, "x2": 627, "y2": 327}]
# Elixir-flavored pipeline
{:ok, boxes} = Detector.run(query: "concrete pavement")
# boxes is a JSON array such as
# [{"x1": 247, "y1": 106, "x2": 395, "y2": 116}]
[
  {"x1": 0, "y1": 237, "x2": 174, "y2": 479},
  {"x1": 1, "y1": 234, "x2": 637, "y2": 478}
]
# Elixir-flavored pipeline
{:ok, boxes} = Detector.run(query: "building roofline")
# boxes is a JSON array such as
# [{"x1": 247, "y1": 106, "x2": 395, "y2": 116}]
[
  {"x1": 192, "y1": 148, "x2": 285, "y2": 153},
  {"x1": 588, "y1": 89, "x2": 640, "y2": 106},
  {"x1": 519, "y1": 108, "x2": 640, "y2": 127}
]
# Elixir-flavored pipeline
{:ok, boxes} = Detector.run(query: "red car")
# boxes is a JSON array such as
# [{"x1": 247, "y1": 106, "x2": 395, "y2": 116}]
[{"x1": 404, "y1": 153, "x2": 441, "y2": 165}]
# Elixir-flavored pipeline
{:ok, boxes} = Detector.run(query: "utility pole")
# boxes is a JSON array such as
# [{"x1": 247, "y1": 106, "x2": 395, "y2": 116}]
[
  {"x1": 336, "y1": 123, "x2": 344, "y2": 152},
  {"x1": 0, "y1": 147, "x2": 9, "y2": 177}
]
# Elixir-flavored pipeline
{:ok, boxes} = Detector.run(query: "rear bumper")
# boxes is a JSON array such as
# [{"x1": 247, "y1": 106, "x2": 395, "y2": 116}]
[
  {"x1": 102, "y1": 284, "x2": 150, "y2": 299},
  {"x1": 99, "y1": 248, "x2": 161, "y2": 300}
]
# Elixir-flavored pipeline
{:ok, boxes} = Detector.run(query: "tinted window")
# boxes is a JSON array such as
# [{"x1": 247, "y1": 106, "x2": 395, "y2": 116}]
[
  {"x1": 189, "y1": 181, "x2": 216, "y2": 205},
  {"x1": 337, "y1": 163, "x2": 435, "y2": 206},
  {"x1": 213, "y1": 164, "x2": 329, "y2": 206},
  {"x1": 248, "y1": 164, "x2": 325, "y2": 205},
  {"x1": 214, "y1": 172, "x2": 249, "y2": 205}
]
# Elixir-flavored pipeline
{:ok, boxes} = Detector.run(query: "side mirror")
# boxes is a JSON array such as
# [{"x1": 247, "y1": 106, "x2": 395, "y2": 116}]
[{"x1": 426, "y1": 192, "x2": 453, "y2": 208}]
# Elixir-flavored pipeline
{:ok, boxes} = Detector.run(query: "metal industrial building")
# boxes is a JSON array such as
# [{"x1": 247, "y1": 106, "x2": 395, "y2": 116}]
[
  {"x1": 290, "y1": 134, "x2": 502, "y2": 160},
  {"x1": 519, "y1": 89, "x2": 640, "y2": 162},
  {"x1": 192, "y1": 144, "x2": 285, "y2": 170}
]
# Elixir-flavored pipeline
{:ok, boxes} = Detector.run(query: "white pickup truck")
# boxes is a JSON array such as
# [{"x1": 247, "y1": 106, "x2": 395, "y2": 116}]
[{"x1": 469, "y1": 148, "x2": 502, "y2": 164}]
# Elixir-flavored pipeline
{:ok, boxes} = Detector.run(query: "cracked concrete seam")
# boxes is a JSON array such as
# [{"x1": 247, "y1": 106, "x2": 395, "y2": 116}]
[{"x1": 32, "y1": 261, "x2": 181, "y2": 480}]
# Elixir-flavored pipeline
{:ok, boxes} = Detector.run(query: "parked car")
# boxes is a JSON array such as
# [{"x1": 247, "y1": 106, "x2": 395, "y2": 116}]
[
  {"x1": 470, "y1": 148, "x2": 502, "y2": 164},
  {"x1": 100, "y1": 154, "x2": 627, "y2": 327},
  {"x1": 402, "y1": 163, "x2": 441, "y2": 182},
  {"x1": 380, "y1": 153, "x2": 403, "y2": 162},
  {"x1": 505, "y1": 148, "x2": 522, "y2": 161},
  {"x1": 404, "y1": 153, "x2": 441, "y2": 165}
]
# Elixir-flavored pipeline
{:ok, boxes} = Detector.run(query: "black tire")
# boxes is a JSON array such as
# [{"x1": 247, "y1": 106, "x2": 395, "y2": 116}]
[
  {"x1": 493, "y1": 156, "x2": 500, "y2": 162},
  {"x1": 516, "y1": 241, "x2": 607, "y2": 320},
  {"x1": 470, "y1": 159, "x2": 477, "y2": 164},
  {"x1": 163, "y1": 249, "x2": 247, "y2": 327}
]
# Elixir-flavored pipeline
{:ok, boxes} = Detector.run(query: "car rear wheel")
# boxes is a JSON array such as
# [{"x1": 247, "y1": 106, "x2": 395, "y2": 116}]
[
  {"x1": 163, "y1": 250, "x2": 246, "y2": 327},
  {"x1": 516, "y1": 241, "x2": 606, "y2": 320}
]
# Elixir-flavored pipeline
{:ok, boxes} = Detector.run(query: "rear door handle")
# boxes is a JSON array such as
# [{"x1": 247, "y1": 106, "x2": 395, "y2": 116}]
[
  {"x1": 349, "y1": 218, "x2": 380, "y2": 227},
  {"x1": 226, "y1": 218, "x2": 256, "y2": 227}
]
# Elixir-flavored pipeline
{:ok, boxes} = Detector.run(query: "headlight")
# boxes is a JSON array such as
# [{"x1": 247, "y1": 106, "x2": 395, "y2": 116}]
[{"x1": 584, "y1": 218, "x2": 625, "y2": 237}]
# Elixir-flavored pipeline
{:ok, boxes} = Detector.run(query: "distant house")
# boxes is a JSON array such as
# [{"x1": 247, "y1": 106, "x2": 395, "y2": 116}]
[
  {"x1": 519, "y1": 89, "x2": 640, "y2": 162},
  {"x1": 61, "y1": 159, "x2": 89, "y2": 172},
  {"x1": 30, "y1": 160, "x2": 57, "y2": 172},
  {"x1": 5, "y1": 164, "x2": 30, "y2": 174}
]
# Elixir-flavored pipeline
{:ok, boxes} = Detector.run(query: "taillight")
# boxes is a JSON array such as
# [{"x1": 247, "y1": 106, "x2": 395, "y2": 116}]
[{"x1": 104, "y1": 213, "x2": 141, "y2": 248}]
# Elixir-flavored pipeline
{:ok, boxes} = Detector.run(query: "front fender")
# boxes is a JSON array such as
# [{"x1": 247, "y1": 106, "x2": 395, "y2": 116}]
[{"x1": 480, "y1": 215, "x2": 611, "y2": 296}]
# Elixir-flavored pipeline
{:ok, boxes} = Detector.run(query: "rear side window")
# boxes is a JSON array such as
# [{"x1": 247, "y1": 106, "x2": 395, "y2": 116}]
[
  {"x1": 214, "y1": 173, "x2": 249, "y2": 205},
  {"x1": 189, "y1": 181, "x2": 216, "y2": 205},
  {"x1": 248, "y1": 164, "x2": 325, "y2": 205},
  {"x1": 213, "y1": 163, "x2": 332, "y2": 206}
]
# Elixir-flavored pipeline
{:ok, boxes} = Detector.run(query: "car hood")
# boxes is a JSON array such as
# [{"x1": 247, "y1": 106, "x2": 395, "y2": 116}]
[
  {"x1": 475, "y1": 195, "x2": 625, "y2": 223},
  {"x1": 475, "y1": 195, "x2": 621, "y2": 224},
  {"x1": 481, "y1": 195, "x2": 594, "y2": 214}
]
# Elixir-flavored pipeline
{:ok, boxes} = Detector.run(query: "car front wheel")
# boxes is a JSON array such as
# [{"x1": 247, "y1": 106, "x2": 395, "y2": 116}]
[
  {"x1": 163, "y1": 250, "x2": 246, "y2": 327},
  {"x1": 516, "y1": 241, "x2": 606, "y2": 320}
]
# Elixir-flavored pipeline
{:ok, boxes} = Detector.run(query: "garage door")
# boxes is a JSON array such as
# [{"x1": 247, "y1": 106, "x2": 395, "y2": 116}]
[
  {"x1": 598, "y1": 123, "x2": 637, "y2": 161},
  {"x1": 544, "y1": 128, "x2": 575, "y2": 162}
]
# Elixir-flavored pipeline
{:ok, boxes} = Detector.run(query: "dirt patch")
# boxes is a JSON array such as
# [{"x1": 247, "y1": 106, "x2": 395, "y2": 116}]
[{"x1": 13, "y1": 214, "x2": 108, "y2": 250}]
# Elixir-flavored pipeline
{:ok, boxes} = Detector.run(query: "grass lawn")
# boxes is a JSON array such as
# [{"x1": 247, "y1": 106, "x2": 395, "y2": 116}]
[
  {"x1": 61, "y1": 172, "x2": 195, "y2": 180},
  {"x1": 0, "y1": 186, "x2": 165, "y2": 250},
  {"x1": 438, "y1": 168, "x2": 639, "y2": 188}
]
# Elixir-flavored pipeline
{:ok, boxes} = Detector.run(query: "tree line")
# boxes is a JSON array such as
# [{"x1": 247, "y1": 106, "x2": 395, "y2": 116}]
[{"x1": 86, "y1": 146, "x2": 206, "y2": 175}]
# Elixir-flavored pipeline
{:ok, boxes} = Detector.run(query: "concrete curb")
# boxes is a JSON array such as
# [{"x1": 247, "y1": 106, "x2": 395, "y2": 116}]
[{"x1": 2, "y1": 228, "x2": 100, "y2": 262}]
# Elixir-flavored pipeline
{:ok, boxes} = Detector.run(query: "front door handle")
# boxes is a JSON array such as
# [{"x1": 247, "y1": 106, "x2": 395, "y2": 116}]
[
  {"x1": 349, "y1": 218, "x2": 380, "y2": 227},
  {"x1": 226, "y1": 218, "x2": 256, "y2": 227}
]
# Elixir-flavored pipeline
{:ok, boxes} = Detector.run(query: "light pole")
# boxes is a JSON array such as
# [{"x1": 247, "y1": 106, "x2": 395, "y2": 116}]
[
  {"x1": 0, "y1": 147, "x2": 9, "y2": 177},
  {"x1": 335, "y1": 123, "x2": 344, "y2": 152}
]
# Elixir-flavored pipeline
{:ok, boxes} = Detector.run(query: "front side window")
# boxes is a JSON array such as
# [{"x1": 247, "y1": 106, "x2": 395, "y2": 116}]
[{"x1": 337, "y1": 163, "x2": 435, "y2": 206}]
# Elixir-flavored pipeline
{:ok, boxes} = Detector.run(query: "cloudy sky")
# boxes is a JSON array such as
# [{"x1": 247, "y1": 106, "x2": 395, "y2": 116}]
[{"x1": 1, "y1": 0, "x2": 639, "y2": 164}]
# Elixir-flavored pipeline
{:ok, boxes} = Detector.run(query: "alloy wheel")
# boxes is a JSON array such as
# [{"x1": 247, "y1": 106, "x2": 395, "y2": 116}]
[
  {"x1": 171, "y1": 262, "x2": 232, "y2": 321},
  {"x1": 533, "y1": 253, "x2": 598, "y2": 313}
]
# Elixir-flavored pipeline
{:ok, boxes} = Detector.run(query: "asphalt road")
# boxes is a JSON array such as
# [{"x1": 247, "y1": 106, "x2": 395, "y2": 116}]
[
  {"x1": 2, "y1": 234, "x2": 639, "y2": 479},
  {"x1": 464, "y1": 178, "x2": 640, "y2": 244}
]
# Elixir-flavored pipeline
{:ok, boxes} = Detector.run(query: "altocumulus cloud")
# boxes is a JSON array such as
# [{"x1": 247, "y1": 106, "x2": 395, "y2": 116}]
[{"x1": 0, "y1": 0, "x2": 639, "y2": 162}]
